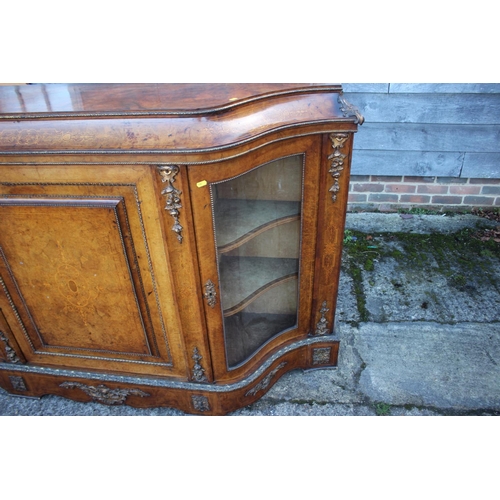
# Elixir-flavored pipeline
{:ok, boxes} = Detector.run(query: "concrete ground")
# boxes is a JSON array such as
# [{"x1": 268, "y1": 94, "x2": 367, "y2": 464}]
[{"x1": 1, "y1": 211, "x2": 499, "y2": 416}]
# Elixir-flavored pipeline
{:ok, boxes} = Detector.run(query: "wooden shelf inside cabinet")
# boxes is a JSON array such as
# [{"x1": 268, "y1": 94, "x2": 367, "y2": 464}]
[
  {"x1": 218, "y1": 256, "x2": 298, "y2": 317},
  {"x1": 0, "y1": 83, "x2": 363, "y2": 415},
  {"x1": 215, "y1": 199, "x2": 301, "y2": 254}
]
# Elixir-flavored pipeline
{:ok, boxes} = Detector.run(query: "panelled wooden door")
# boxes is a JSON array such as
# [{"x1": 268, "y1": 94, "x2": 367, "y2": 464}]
[
  {"x1": 0, "y1": 165, "x2": 186, "y2": 377},
  {"x1": 188, "y1": 136, "x2": 322, "y2": 381}
]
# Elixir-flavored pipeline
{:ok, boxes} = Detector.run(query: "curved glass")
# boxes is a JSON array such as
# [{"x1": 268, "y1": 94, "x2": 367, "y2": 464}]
[{"x1": 211, "y1": 155, "x2": 303, "y2": 367}]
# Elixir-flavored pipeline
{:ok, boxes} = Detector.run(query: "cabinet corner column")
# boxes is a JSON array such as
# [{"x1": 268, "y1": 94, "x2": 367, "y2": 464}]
[
  {"x1": 311, "y1": 132, "x2": 354, "y2": 336},
  {"x1": 155, "y1": 164, "x2": 214, "y2": 383}
]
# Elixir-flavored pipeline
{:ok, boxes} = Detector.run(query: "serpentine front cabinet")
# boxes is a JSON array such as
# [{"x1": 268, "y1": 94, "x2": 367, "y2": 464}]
[{"x1": 0, "y1": 84, "x2": 363, "y2": 414}]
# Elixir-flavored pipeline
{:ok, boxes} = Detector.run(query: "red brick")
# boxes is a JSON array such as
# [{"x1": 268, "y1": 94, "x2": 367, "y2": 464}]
[
  {"x1": 368, "y1": 193, "x2": 399, "y2": 202},
  {"x1": 385, "y1": 184, "x2": 416, "y2": 193},
  {"x1": 348, "y1": 193, "x2": 367, "y2": 203},
  {"x1": 449, "y1": 185, "x2": 481, "y2": 195},
  {"x1": 400, "y1": 195, "x2": 431, "y2": 204},
  {"x1": 370, "y1": 175, "x2": 402, "y2": 182},
  {"x1": 436, "y1": 177, "x2": 467, "y2": 184},
  {"x1": 417, "y1": 185, "x2": 449, "y2": 194},
  {"x1": 404, "y1": 176, "x2": 436, "y2": 183},
  {"x1": 482, "y1": 186, "x2": 500, "y2": 195},
  {"x1": 352, "y1": 183, "x2": 384, "y2": 192},
  {"x1": 431, "y1": 195, "x2": 463, "y2": 205},
  {"x1": 463, "y1": 196, "x2": 494, "y2": 206},
  {"x1": 469, "y1": 178, "x2": 500, "y2": 185}
]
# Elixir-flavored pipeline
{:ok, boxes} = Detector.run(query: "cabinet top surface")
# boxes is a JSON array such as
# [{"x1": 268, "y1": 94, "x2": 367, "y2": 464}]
[
  {"x1": 0, "y1": 83, "x2": 342, "y2": 117},
  {"x1": 0, "y1": 84, "x2": 363, "y2": 157}
]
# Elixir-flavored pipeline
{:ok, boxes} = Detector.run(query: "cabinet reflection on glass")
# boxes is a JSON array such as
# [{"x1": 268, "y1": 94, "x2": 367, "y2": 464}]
[{"x1": 211, "y1": 155, "x2": 304, "y2": 367}]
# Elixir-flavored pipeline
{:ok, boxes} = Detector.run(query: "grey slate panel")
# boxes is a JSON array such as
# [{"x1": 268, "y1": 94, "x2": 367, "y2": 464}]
[
  {"x1": 343, "y1": 93, "x2": 500, "y2": 124},
  {"x1": 462, "y1": 153, "x2": 500, "y2": 178},
  {"x1": 350, "y1": 150, "x2": 464, "y2": 177},
  {"x1": 353, "y1": 123, "x2": 500, "y2": 153},
  {"x1": 389, "y1": 83, "x2": 500, "y2": 94},
  {"x1": 341, "y1": 83, "x2": 390, "y2": 93},
  {"x1": 342, "y1": 84, "x2": 500, "y2": 180}
]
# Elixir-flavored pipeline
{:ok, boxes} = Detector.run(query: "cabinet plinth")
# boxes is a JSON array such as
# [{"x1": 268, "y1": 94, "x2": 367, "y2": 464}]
[{"x1": 0, "y1": 83, "x2": 362, "y2": 415}]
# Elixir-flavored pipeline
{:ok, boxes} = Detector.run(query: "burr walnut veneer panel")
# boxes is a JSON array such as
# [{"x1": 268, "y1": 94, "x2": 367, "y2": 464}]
[{"x1": 0, "y1": 166, "x2": 185, "y2": 376}]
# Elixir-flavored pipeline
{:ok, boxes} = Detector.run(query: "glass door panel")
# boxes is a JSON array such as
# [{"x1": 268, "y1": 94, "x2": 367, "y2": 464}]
[{"x1": 211, "y1": 155, "x2": 303, "y2": 367}]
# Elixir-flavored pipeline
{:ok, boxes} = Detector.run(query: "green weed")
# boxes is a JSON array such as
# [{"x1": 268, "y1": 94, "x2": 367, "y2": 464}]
[{"x1": 375, "y1": 402, "x2": 391, "y2": 416}]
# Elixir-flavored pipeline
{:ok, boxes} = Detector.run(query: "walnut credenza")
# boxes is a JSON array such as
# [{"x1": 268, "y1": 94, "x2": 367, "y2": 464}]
[{"x1": 0, "y1": 83, "x2": 363, "y2": 415}]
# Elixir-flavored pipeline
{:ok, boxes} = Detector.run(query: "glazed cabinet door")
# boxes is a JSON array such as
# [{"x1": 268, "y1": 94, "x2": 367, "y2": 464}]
[
  {"x1": 188, "y1": 136, "x2": 322, "y2": 381},
  {"x1": 0, "y1": 165, "x2": 186, "y2": 377}
]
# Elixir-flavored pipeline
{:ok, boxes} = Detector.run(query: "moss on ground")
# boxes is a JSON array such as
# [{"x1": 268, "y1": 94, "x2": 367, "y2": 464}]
[{"x1": 342, "y1": 227, "x2": 500, "y2": 322}]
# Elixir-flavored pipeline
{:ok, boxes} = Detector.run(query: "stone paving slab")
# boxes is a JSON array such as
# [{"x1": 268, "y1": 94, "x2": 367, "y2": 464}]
[
  {"x1": 345, "y1": 212, "x2": 498, "y2": 234},
  {"x1": 338, "y1": 213, "x2": 500, "y2": 325},
  {"x1": 354, "y1": 322, "x2": 500, "y2": 411}
]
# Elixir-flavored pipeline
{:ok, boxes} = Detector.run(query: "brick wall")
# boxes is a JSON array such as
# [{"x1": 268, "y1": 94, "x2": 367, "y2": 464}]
[{"x1": 348, "y1": 175, "x2": 500, "y2": 211}]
